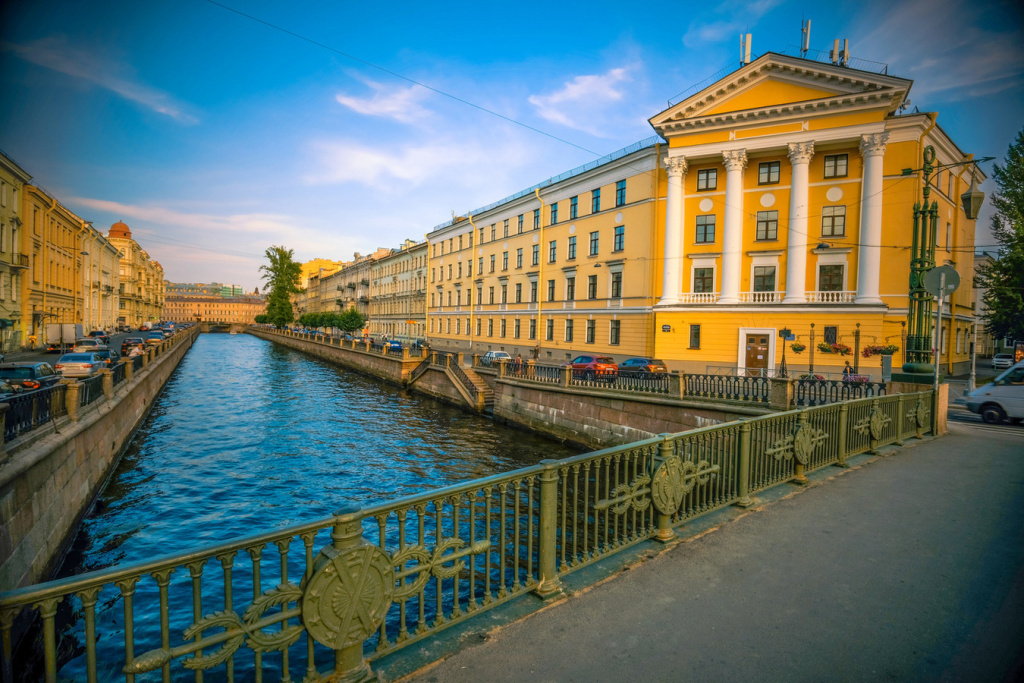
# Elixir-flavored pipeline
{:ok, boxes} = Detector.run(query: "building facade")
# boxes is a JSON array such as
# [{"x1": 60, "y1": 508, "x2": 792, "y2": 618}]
[
  {"x1": 369, "y1": 240, "x2": 427, "y2": 342},
  {"x1": 165, "y1": 295, "x2": 266, "y2": 324},
  {"x1": 108, "y1": 221, "x2": 164, "y2": 328},
  {"x1": 80, "y1": 226, "x2": 121, "y2": 333},
  {"x1": 0, "y1": 152, "x2": 30, "y2": 351}
]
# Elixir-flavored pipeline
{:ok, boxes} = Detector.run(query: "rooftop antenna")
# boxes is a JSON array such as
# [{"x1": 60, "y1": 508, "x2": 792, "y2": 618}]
[
  {"x1": 831, "y1": 38, "x2": 850, "y2": 66},
  {"x1": 800, "y1": 19, "x2": 811, "y2": 58},
  {"x1": 740, "y1": 33, "x2": 752, "y2": 66}
]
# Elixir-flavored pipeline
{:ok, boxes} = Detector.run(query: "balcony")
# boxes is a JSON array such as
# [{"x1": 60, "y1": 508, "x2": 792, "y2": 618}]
[
  {"x1": 738, "y1": 291, "x2": 782, "y2": 303},
  {"x1": 677, "y1": 293, "x2": 718, "y2": 304},
  {"x1": 805, "y1": 290, "x2": 857, "y2": 304}
]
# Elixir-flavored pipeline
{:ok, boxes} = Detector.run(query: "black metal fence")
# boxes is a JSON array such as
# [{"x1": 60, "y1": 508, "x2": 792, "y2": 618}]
[
  {"x1": 78, "y1": 374, "x2": 105, "y2": 407},
  {"x1": 795, "y1": 379, "x2": 886, "y2": 407},
  {"x1": 2, "y1": 384, "x2": 68, "y2": 443}
]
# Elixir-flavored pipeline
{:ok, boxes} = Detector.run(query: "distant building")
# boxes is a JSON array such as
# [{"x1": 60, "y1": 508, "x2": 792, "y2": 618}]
[
  {"x1": 164, "y1": 295, "x2": 266, "y2": 324},
  {"x1": 165, "y1": 282, "x2": 246, "y2": 298},
  {"x1": 369, "y1": 240, "x2": 428, "y2": 342},
  {"x1": 108, "y1": 220, "x2": 164, "y2": 328}
]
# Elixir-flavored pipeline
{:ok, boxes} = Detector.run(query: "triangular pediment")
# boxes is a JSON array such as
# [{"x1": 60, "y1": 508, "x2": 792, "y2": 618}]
[{"x1": 650, "y1": 53, "x2": 912, "y2": 136}]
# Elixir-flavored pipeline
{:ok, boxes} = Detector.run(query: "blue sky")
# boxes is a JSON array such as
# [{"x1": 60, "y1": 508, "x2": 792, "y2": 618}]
[{"x1": 2, "y1": 0, "x2": 1021, "y2": 290}]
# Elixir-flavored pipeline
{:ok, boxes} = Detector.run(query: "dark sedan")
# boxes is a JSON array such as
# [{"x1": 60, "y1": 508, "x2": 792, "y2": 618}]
[{"x1": 0, "y1": 362, "x2": 61, "y2": 390}]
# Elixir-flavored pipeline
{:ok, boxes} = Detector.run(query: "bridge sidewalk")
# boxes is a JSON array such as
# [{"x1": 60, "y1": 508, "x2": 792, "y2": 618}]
[{"x1": 403, "y1": 422, "x2": 1024, "y2": 682}]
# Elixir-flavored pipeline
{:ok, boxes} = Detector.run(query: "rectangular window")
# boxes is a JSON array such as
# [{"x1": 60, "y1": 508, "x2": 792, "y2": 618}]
[
  {"x1": 546, "y1": 319, "x2": 554, "y2": 341},
  {"x1": 502, "y1": 251, "x2": 508, "y2": 270},
  {"x1": 821, "y1": 206, "x2": 846, "y2": 237},
  {"x1": 530, "y1": 281, "x2": 538, "y2": 302},
  {"x1": 823, "y1": 154, "x2": 848, "y2": 178},
  {"x1": 489, "y1": 255, "x2": 496, "y2": 273},
  {"x1": 516, "y1": 248, "x2": 523, "y2": 268},
  {"x1": 515, "y1": 283, "x2": 522, "y2": 303},
  {"x1": 500, "y1": 318, "x2": 506, "y2": 337},
  {"x1": 457, "y1": 262, "x2": 462, "y2": 278},
  {"x1": 567, "y1": 236, "x2": 576, "y2": 260},
  {"x1": 613, "y1": 225, "x2": 624, "y2": 252},
  {"x1": 533, "y1": 209, "x2": 540, "y2": 229},
  {"x1": 491, "y1": 225, "x2": 496, "y2": 240},
  {"x1": 609, "y1": 320, "x2": 620, "y2": 345},
  {"x1": 615, "y1": 180, "x2": 626, "y2": 206},
  {"x1": 518, "y1": 214, "x2": 524, "y2": 233},
  {"x1": 696, "y1": 215, "x2": 716, "y2": 243},
  {"x1": 586, "y1": 319, "x2": 595, "y2": 344},
  {"x1": 476, "y1": 318, "x2": 481, "y2": 335},
  {"x1": 448, "y1": 264, "x2": 452, "y2": 279},
  {"x1": 694, "y1": 267, "x2": 713, "y2": 293},
  {"x1": 756, "y1": 211, "x2": 778, "y2": 240},
  {"x1": 819, "y1": 265, "x2": 844, "y2": 291},
  {"x1": 611, "y1": 271, "x2": 622, "y2": 298},
  {"x1": 501, "y1": 284, "x2": 507, "y2": 303},
  {"x1": 467, "y1": 261, "x2": 473, "y2": 277},
  {"x1": 488, "y1": 318, "x2": 494, "y2": 337},
  {"x1": 488, "y1": 286, "x2": 494, "y2": 304},
  {"x1": 589, "y1": 231, "x2": 599, "y2": 256},
  {"x1": 587, "y1": 275, "x2": 597, "y2": 299},
  {"x1": 532, "y1": 244, "x2": 540, "y2": 266},
  {"x1": 758, "y1": 161, "x2": 780, "y2": 185},
  {"x1": 689, "y1": 324, "x2": 701, "y2": 349},
  {"x1": 565, "y1": 319, "x2": 573, "y2": 342},
  {"x1": 514, "y1": 319, "x2": 521, "y2": 339},
  {"x1": 548, "y1": 240, "x2": 557, "y2": 263},
  {"x1": 753, "y1": 266, "x2": 776, "y2": 292},
  {"x1": 592, "y1": 188, "x2": 601, "y2": 213},
  {"x1": 478, "y1": 227, "x2": 484, "y2": 243},
  {"x1": 824, "y1": 326, "x2": 838, "y2": 345},
  {"x1": 503, "y1": 219, "x2": 509, "y2": 237},
  {"x1": 697, "y1": 169, "x2": 717, "y2": 191},
  {"x1": 550, "y1": 203, "x2": 558, "y2": 225},
  {"x1": 530, "y1": 318, "x2": 536, "y2": 339},
  {"x1": 570, "y1": 196, "x2": 578, "y2": 219},
  {"x1": 566, "y1": 276, "x2": 575, "y2": 301},
  {"x1": 547, "y1": 279, "x2": 555, "y2": 301}
]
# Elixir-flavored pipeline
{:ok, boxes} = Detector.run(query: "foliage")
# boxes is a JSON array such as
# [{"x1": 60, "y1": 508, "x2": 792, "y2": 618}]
[
  {"x1": 977, "y1": 127, "x2": 1024, "y2": 344},
  {"x1": 254, "y1": 314, "x2": 269, "y2": 324},
  {"x1": 817, "y1": 341, "x2": 852, "y2": 356},
  {"x1": 862, "y1": 344, "x2": 899, "y2": 358},
  {"x1": 259, "y1": 246, "x2": 303, "y2": 328},
  {"x1": 336, "y1": 308, "x2": 366, "y2": 333},
  {"x1": 790, "y1": 342, "x2": 806, "y2": 354},
  {"x1": 799, "y1": 373, "x2": 825, "y2": 380}
]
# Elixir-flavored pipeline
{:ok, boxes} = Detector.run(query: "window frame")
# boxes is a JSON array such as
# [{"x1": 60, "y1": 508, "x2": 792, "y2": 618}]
[
  {"x1": 696, "y1": 169, "x2": 717, "y2": 191},
  {"x1": 589, "y1": 231, "x2": 599, "y2": 256},
  {"x1": 615, "y1": 180, "x2": 626, "y2": 207},
  {"x1": 758, "y1": 161, "x2": 781, "y2": 185},
  {"x1": 695, "y1": 215, "x2": 716, "y2": 244},
  {"x1": 823, "y1": 154, "x2": 848, "y2": 179},
  {"x1": 756, "y1": 211, "x2": 779, "y2": 241}
]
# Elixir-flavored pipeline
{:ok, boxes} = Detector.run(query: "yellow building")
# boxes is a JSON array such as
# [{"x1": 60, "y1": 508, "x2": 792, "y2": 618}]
[
  {"x1": 165, "y1": 295, "x2": 265, "y2": 324},
  {"x1": 108, "y1": 221, "x2": 165, "y2": 328},
  {"x1": 369, "y1": 239, "x2": 428, "y2": 343},
  {"x1": 0, "y1": 151, "x2": 30, "y2": 351},
  {"x1": 426, "y1": 52, "x2": 983, "y2": 377}
]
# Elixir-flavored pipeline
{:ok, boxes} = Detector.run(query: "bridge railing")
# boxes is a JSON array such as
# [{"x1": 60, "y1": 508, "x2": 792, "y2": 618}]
[{"x1": 0, "y1": 389, "x2": 936, "y2": 681}]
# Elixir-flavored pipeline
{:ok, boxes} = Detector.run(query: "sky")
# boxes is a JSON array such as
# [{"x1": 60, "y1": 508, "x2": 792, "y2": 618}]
[{"x1": 1, "y1": 0, "x2": 1022, "y2": 291}]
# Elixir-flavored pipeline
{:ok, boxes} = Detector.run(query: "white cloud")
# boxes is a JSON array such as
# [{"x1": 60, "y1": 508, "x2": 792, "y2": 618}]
[
  {"x1": 682, "y1": 0, "x2": 784, "y2": 48},
  {"x1": 1, "y1": 35, "x2": 199, "y2": 124},
  {"x1": 335, "y1": 79, "x2": 432, "y2": 124},
  {"x1": 527, "y1": 67, "x2": 634, "y2": 136},
  {"x1": 70, "y1": 197, "x2": 296, "y2": 237}
]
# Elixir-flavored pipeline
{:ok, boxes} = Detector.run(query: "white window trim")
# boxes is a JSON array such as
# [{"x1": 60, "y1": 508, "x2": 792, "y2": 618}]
[
  {"x1": 748, "y1": 253, "x2": 781, "y2": 292},
  {"x1": 690, "y1": 258, "x2": 718, "y2": 294},
  {"x1": 737, "y1": 327, "x2": 777, "y2": 375},
  {"x1": 814, "y1": 250, "x2": 850, "y2": 292}
]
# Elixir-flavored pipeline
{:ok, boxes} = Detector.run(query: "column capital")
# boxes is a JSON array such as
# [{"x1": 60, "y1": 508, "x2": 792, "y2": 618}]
[
  {"x1": 722, "y1": 149, "x2": 748, "y2": 172},
  {"x1": 859, "y1": 132, "x2": 890, "y2": 158},
  {"x1": 663, "y1": 155, "x2": 688, "y2": 177},
  {"x1": 787, "y1": 141, "x2": 815, "y2": 165}
]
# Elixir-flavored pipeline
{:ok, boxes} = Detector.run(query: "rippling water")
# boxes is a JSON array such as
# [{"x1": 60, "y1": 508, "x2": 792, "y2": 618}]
[{"x1": 51, "y1": 333, "x2": 581, "y2": 679}]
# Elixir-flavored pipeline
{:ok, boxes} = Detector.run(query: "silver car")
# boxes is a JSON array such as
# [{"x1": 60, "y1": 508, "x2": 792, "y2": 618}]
[
  {"x1": 72, "y1": 338, "x2": 106, "y2": 353},
  {"x1": 992, "y1": 353, "x2": 1014, "y2": 370},
  {"x1": 55, "y1": 353, "x2": 105, "y2": 378}
]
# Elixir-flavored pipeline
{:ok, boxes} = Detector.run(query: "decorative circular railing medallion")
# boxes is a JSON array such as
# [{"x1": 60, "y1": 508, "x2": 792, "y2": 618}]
[
  {"x1": 915, "y1": 398, "x2": 930, "y2": 428},
  {"x1": 651, "y1": 454, "x2": 684, "y2": 514}
]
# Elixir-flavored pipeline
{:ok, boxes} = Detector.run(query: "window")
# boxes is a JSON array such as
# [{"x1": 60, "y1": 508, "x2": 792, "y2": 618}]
[
  {"x1": 546, "y1": 319, "x2": 554, "y2": 341},
  {"x1": 515, "y1": 283, "x2": 522, "y2": 303},
  {"x1": 570, "y1": 196, "x2": 578, "y2": 219},
  {"x1": 697, "y1": 169, "x2": 717, "y2": 191},
  {"x1": 821, "y1": 206, "x2": 846, "y2": 237},
  {"x1": 609, "y1": 320, "x2": 620, "y2": 345},
  {"x1": 447, "y1": 291, "x2": 452, "y2": 306},
  {"x1": 592, "y1": 188, "x2": 601, "y2": 213},
  {"x1": 467, "y1": 261, "x2": 473, "y2": 277},
  {"x1": 819, "y1": 265, "x2": 844, "y2": 291},
  {"x1": 753, "y1": 266, "x2": 776, "y2": 292},
  {"x1": 456, "y1": 319, "x2": 461, "y2": 335},
  {"x1": 503, "y1": 219, "x2": 509, "y2": 237},
  {"x1": 568, "y1": 236, "x2": 576, "y2": 260},
  {"x1": 530, "y1": 281, "x2": 538, "y2": 302},
  {"x1": 756, "y1": 211, "x2": 778, "y2": 240},
  {"x1": 478, "y1": 227, "x2": 485, "y2": 243},
  {"x1": 547, "y1": 279, "x2": 555, "y2": 301},
  {"x1": 758, "y1": 161, "x2": 780, "y2": 185},
  {"x1": 502, "y1": 252, "x2": 508, "y2": 270},
  {"x1": 532, "y1": 244, "x2": 540, "y2": 266},
  {"x1": 447, "y1": 264, "x2": 452, "y2": 279},
  {"x1": 457, "y1": 262, "x2": 462, "y2": 278},
  {"x1": 696, "y1": 215, "x2": 716, "y2": 243},
  {"x1": 613, "y1": 225, "x2": 624, "y2": 252},
  {"x1": 489, "y1": 255, "x2": 496, "y2": 273},
  {"x1": 478, "y1": 257, "x2": 483, "y2": 274},
  {"x1": 476, "y1": 318, "x2": 482, "y2": 335},
  {"x1": 587, "y1": 275, "x2": 597, "y2": 299},
  {"x1": 565, "y1": 319, "x2": 573, "y2": 342},
  {"x1": 586, "y1": 319, "x2": 595, "y2": 344},
  {"x1": 491, "y1": 225, "x2": 496, "y2": 240},
  {"x1": 611, "y1": 271, "x2": 622, "y2": 298},
  {"x1": 533, "y1": 209, "x2": 540, "y2": 229},
  {"x1": 589, "y1": 231, "x2": 599, "y2": 256},
  {"x1": 689, "y1": 324, "x2": 701, "y2": 349},
  {"x1": 518, "y1": 214, "x2": 524, "y2": 233},
  {"x1": 500, "y1": 319, "x2": 506, "y2": 337},
  {"x1": 824, "y1": 154, "x2": 848, "y2": 178},
  {"x1": 566, "y1": 276, "x2": 575, "y2": 301},
  {"x1": 514, "y1": 319, "x2": 521, "y2": 339},
  {"x1": 550, "y1": 203, "x2": 558, "y2": 225},
  {"x1": 530, "y1": 318, "x2": 536, "y2": 339},
  {"x1": 946, "y1": 222, "x2": 952, "y2": 249},
  {"x1": 501, "y1": 284, "x2": 507, "y2": 303},
  {"x1": 488, "y1": 286, "x2": 494, "y2": 304},
  {"x1": 823, "y1": 326, "x2": 838, "y2": 344},
  {"x1": 694, "y1": 267, "x2": 713, "y2": 293},
  {"x1": 516, "y1": 248, "x2": 523, "y2": 268},
  {"x1": 488, "y1": 319, "x2": 494, "y2": 336},
  {"x1": 548, "y1": 240, "x2": 557, "y2": 263},
  {"x1": 446, "y1": 318, "x2": 451, "y2": 334},
  {"x1": 615, "y1": 180, "x2": 626, "y2": 207}
]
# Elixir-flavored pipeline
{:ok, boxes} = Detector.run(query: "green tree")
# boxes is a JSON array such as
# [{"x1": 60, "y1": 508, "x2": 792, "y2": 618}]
[
  {"x1": 254, "y1": 314, "x2": 269, "y2": 324},
  {"x1": 260, "y1": 246, "x2": 303, "y2": 328},
  {"x1": 337, "y1": 308, "x2": 366, "y2": 334},
  {"x1": 977, "y1": 127, "x2": 1024, "y2": 344}
]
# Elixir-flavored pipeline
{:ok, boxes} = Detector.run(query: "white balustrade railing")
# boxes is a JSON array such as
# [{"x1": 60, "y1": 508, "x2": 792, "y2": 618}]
[
  {"x1": 805, "y1": 290, "x2": 857, "y2": 303},
  {"x1": 677, "y1": 292, "x2": 718, "y2": 304},
  {"x1": 738, "y1": 291, "x2": 781, "y2": 303}
]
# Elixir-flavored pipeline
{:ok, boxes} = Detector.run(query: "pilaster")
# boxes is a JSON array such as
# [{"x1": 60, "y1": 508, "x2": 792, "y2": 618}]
[
  {"x1": 784, "y1": 141, "x2": 814, "y2": 303},
  {"x1": 658, "y1": 156, "x2": 688, "y2": 306},
  {"x1": 719, "y1": 149, "x2": 748, "y2": 304},
  {"x1": 856, "y1": 132, "x2": 889, "y2": 304}
]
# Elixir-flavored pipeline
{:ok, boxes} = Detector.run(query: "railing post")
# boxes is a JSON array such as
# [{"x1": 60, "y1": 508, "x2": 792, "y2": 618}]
[
  {"x1": 455, "y1": 352, "x2": 464, "y2": 367},
  {"x1": 837, "y1": 402, "x2": 850, "y2": 467},
  {"x1": 402, "y1": 347, "x2": 409, "y2": 360},
  {"x1": 101, "y1": 368, "x2": 113, "y2": 399},
  {"x1": 534, "y1": 460, "x2": 564, "y2": 599},
  {"x1": 497, "y1": 359, "x2": 507, "y2": 378},
  {"x1": 144, "y1": 348, "x2": 152, "y2": 367},
  {"x1": 472, "y1": 354, "x2": 480, "y2": 368},
  {"x1": 895, "y1": 394, "x2": 906, "y2": 446},
  {"x1": 736, "y1": 419, "x2": 753, "y2": 507},
  {"x1": 561, "y1": 365, "x2": 571, "y2": 388},
  {"x1": 125, "y1": 359, "x2": 134, "y2": 382},
  {"x1": 867, "y1": 398, "x2": 881, "y2": 454},
  {"x1": 65, "y1": 381, "x2": 80, "y2": 422},
  {"x1": 769, "y1": 377, "x2": 793, "y2": 410},
  {"x1": 654, "y1": 434, "x2": 677, "y2": 542},
  {"x1": 527, "y1": 359, "x2": 536, "y2": 380},
  {"x1": 669, "y1": 372, "x2": 684, "y2": 399},
  {"x1": 793, "y1": 410, "x2": 809, "y2": 484}
]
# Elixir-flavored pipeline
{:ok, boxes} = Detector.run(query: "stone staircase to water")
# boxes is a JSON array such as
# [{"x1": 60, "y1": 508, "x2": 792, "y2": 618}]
[{"x1": 459, "y1": 365, "x2": 494, "y2": 413}]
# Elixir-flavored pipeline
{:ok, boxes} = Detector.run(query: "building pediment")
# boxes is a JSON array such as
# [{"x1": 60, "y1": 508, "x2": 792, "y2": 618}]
[{"x1": 650, "y1": 53, "x2": 911, "y2": 138}]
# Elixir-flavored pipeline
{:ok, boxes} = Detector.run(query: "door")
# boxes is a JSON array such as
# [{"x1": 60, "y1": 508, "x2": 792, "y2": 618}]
[{"x1": 745, "y1": 335, "x2": 769, "y2": 375}]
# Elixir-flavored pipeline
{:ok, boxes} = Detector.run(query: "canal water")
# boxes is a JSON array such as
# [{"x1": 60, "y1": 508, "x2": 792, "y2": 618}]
[{"x1": 53, "y1": 332, "x2": 582, "y2": 679}]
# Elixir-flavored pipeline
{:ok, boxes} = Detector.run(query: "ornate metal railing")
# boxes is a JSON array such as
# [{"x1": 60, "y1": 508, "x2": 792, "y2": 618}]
[
  {"x1": 795, "y1": 379, "x2": 886, "y2": 407},
  {"x1": 684, "y1": 374, "x2": 771, "y2": 403},
  {"x1": 0, "y1": 390, "x2": 936, "y2": 682},
  {"x1": 132, "y1": 355, "x2": 144, "y2": 373},
  {"x1": 111, "y1": 362, "x2": 127, "y2": 387},
  {"x1": 77, "y1": 375, "x2": 105, "y2": 407},
  {"x1": 2, "y1": 385, "x2": 67, "y2": 443}
]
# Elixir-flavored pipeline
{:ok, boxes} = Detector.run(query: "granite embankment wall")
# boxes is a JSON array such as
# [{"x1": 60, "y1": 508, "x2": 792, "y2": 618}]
[{"x1": 0, "y1": 327, "x2": 199, "y2": 591}]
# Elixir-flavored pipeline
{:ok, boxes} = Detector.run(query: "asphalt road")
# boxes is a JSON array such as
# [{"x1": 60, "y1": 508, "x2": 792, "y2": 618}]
[{"x1": 406, "y1": 420, "x2": 1024, "y2": 683}]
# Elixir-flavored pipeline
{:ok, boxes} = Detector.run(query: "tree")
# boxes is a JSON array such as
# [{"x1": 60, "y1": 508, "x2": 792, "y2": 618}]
[
  {"x1": 977, "y1": 127, "x2": 1024, "y2": 344},
  {"x1": 336, "y1": 308, "x2": 366, "y2": 334},
  {"x1": 254, "y1": 314, "x2": 269, "y2": 324},
  {"x1": 260, "y1": 246, "x2": 303, "y2": 328}
]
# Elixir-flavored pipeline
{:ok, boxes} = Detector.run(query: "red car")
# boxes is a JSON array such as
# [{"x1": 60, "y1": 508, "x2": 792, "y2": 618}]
[{"x1": 565, "y1": 355, "x2": 618, "y2": 381}]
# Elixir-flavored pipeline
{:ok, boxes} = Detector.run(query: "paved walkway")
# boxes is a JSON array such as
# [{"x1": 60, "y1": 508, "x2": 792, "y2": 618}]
[{"x1": 406, "y1": 421, "x2": 1024, "y2": 683}]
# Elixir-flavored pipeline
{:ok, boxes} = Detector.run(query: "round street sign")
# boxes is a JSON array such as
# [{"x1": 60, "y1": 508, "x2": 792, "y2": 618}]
[{"x1": 922, "y1": 265, "x2": 960, "y2": 297}]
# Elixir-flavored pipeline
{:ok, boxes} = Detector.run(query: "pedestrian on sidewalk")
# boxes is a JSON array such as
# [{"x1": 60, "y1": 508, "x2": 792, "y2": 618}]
[{"x1": 843, "y1": 360, "x2": 853, "y2": 380}]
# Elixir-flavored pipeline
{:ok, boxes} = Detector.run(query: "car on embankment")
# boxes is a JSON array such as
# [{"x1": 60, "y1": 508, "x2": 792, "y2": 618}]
[
  {"x1": 54, "y1": 353, "x2": 106, "y2": 378},
  {"x1": 965, "y1": 360, "x2": 1024, "y2": 424},
  {"x1": 72, "y1": 338, "x2": 106, "y2": 353},
  {"x1": 145, "y1": 332, "x2": 165, "y2": 346},
  {"x1": 565, "y1": 355, "x2": 619, "y2": 382},
  {"x1": 618, "y1": 357, "x2": 669, "y2": 379},
  {"x1": 0, "y1": 362, "x2": 61, "y2": 390},
  {"x1": 991, "y1": 353, "x2": 1014, "y2": 370}
]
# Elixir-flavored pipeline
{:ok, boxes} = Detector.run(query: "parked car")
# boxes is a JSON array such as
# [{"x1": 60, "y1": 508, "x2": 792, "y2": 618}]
[
  {"x1": 384, "y1": 340, "x2": 403, "y2": 352},
  {"x1": 992, "y1": 353, "x2": 1015, "y2": 370},
  {"x1": 121, "y1": 337, "x2": 145, "y2": 355},
  {"x1": 565, "y1": 355, "x2": 619, "y2": 381},
  {"x1": 619, "y1": 357, "x2": 669, "y2": 379},
  {"x1": 72, "y1": 338, "x2": 106, "y2": 353},
  {"x1": 88, "y1": 330, "x2": 110, "y2": 345},
  {"x1": 93, "y1": 348, "x2": 121, "y2": 366},
  {"x1": 965, "y1": 360, "x2": 1024, "y2": 424},
  {"x1": 54, "y1": 353, "x2": 105, "y2": 378},
  {"x1": 0, "y1": 362, "x2": 60, "y2": 390},
  {"x1": 481, "y1": 351, "x2": 511, "y2": 367},
  {"x1": 145, "y1": 332, "x2": 165, "y2": 346}
]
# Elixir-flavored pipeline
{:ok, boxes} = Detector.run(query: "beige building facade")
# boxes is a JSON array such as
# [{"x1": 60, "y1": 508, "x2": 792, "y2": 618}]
[
  {"x1": 165, "y1": 295, "x2": 265, "y2": 324},
  {"x1": 108, "y1": 221, "x2": 164, "y2": 328},
  {"x1": 0, "y1": 152, "x2": 30, "y2": 351},
  {"x1": 369, "y1": 239, "x2": 427, "y2": 342}
]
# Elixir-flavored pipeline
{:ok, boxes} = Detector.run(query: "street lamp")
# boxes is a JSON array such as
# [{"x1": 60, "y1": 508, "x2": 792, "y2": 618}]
[{"x1": 897, "y1": 146, "x2": 993, "y2": 382}]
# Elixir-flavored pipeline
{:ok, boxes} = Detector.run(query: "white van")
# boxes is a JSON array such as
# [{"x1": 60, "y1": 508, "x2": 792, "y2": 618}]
[{"x1": 965, "y1": 360, "x2": 1024, "y2": 424}]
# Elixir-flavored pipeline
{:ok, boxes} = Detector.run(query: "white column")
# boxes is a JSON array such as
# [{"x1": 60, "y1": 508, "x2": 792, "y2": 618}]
[
  {"x1": 658, "y1": 155, "x2": 687, "y2": 306},
  {"x1": 784, "y1": 141, "x2": 814, "y2": 303},
  {"x1": 719, "y1": 149, "x2": 748, "y2": 304},
  {"x1": 856, "y1": 132, "x2": 889, "y2": 304}
]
